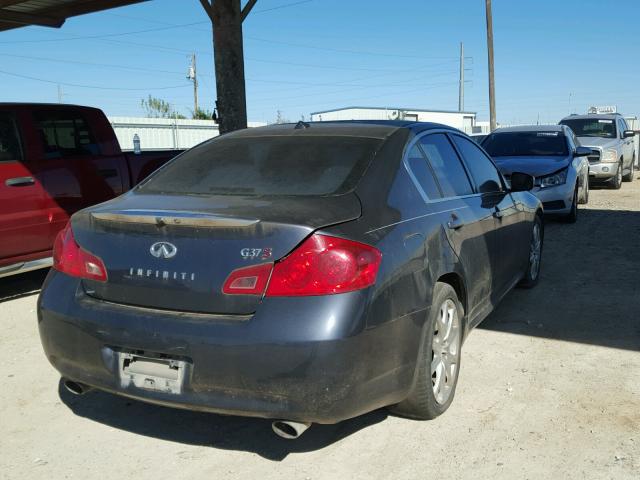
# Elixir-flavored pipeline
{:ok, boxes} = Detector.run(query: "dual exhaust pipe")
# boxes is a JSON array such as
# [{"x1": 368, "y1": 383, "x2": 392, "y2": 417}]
[{"x1": 63, "y1": 378, "x2": 311, "y2": 439}]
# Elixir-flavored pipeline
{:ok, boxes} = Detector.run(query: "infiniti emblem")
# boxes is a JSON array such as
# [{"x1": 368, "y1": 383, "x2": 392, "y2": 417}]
[{"x1": 149, "y1": 241, "x2": 178, "y2": 259}]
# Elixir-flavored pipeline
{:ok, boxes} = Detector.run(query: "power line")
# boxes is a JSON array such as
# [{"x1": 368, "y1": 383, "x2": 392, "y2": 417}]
[
  {"x1": 244, "y1": 35, "x2": 459, "y2": 59},
  {"x1": 0, "y1": 21, "x2": 208, "y2": 44},
  {"x1": 0, "y1": 52, "x2": 187, "y2": 76},
  {"x1": 0, "y1": 47, "x2": 460, "y2": 74},
  {"x1": 0, "y1": 70, "x2": 191, "y2": 91},
  {"x1": 252, "y1": 0, "x2": 314, "y2": 14},
  {"x1": 0, "y1": 25, "x2": 457, "y2": 61},
  {"x1": 247, "y1": 70, "x2": 460, "y2": 105},
  {"x1": 271, "y1": 80, "x2": 465, "y2": 112},
  {"x1": 107, "y1": 0, "x2": 315, "y2": 24}
]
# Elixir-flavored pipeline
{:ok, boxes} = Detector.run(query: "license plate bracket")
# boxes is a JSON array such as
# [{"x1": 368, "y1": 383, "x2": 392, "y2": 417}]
[{"x1": 118, "y1": 353, "x2": 186, "y2": 394}]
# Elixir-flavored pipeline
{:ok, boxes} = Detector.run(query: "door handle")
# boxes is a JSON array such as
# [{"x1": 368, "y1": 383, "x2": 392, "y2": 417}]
[
  {"x1": 5, "y1": 176, "x2": 35, "y2": 187},
  {"x1": 447, "y1": 213, "x2": 464, "y2": 230},
  {"x1": 493, "y1": 207, "x2": 505, "y2": 219}
]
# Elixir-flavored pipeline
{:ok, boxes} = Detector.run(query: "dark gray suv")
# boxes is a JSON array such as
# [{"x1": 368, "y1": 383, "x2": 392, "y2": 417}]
[{"x1": 37, "y1": 121, "x2": 543, "y2": 438}]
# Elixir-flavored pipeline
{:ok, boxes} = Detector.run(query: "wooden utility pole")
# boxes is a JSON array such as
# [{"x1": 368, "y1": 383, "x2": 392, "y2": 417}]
[
  {"x1": 485, "y1": 0, "x2": 496, "y2": 131},
  {"x1": 485, "y1": 0, "x2": 497, "y2": 132},
  {"x1": 200, "y1": 0, "x2": 258, "y2": 134},
  {"x1": 187, "y1": 53, "x2": 199, "y2": 114},
  {"x1": 458, "y1": 42, "x2": 464, "y2": 112}
]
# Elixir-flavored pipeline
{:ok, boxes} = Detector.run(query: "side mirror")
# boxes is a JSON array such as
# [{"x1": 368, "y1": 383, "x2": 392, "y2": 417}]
[
  {"x1": 574, "y1": 146, "x2": 591, "y2": 157},
  {"x1": 510, "y1": 172, "x2": 534, "y2": 192},
  {"x1": 623, "y1": 130, "x2": 635, "y2": 138}
]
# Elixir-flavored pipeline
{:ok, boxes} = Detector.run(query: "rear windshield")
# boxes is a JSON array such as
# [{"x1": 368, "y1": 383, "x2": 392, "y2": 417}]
[
  {"x1": 482, "y1": 131, "x2": 568, "y2": 157},
  {"x1": 560, "y1": 118, "x2": 616, "y2": 138},
  {"x1": 139, "y1": 135, "x2": 383, "y2": 196}
]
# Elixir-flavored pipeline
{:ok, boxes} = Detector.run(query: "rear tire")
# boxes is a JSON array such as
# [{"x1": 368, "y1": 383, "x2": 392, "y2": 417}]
[
  {"x1": 389, "y1": 282, "x2": 463, "y2": 420},
  {"x1": 518, "y1": 215, "x2": 543, "y2": 288}
]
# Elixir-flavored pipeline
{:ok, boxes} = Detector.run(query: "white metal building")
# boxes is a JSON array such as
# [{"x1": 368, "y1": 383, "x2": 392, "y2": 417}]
[
  {"x1": 309, "y1": 106, "x2": 477, "y2": 134},
  {"x1": 108, "y1": 117, "x2": 267, "y2": 151}
]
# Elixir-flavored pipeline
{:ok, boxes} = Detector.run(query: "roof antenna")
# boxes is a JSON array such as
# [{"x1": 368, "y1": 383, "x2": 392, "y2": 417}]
[{"x1": 294, "y1": 120, "x2": 310, "y2": 129}]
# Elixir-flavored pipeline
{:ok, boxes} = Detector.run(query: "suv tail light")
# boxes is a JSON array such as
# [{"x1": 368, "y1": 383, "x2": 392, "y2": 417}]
[
  {"x1": 52, "y1": 222, "x2": 108, "y2": 282},
  {"x1": 266, "y1": 234, "x2": 381, "y2": 296}
]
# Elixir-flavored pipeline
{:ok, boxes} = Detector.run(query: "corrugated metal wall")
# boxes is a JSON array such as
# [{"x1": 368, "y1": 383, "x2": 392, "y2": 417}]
[{"x1": 108, "y1": 117, "x2": 266, "y2": 151}]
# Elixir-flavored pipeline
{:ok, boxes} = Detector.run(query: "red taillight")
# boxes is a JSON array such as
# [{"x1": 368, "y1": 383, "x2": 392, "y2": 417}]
[
  {"x1": 222, "y1": 263, "x2": 273, "y2": 295},
  {"x1": 52, "y1": 223, "x2": 108, "y2": 282},
  {"x1": 266, "y1": 234, "x2": 381, "y2": 297}
]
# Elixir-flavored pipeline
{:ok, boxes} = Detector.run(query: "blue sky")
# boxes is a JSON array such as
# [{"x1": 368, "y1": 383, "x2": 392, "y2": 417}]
[{"x1": 1, "y1": 0, "x2": 639, "y2": 124}]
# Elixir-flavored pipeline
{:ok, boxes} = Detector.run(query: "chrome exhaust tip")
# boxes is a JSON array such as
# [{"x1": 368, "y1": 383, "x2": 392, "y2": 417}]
[
  {"x1": 63, "y1": 378, "x2": 93, "y2": 395},
  {"x1": 271, "y1": 420, "x2": 311, "y2": 439}
]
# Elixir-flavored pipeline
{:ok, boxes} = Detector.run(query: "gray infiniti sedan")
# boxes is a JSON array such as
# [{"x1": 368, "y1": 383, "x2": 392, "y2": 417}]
[
  {"x1": 482, "y1": 125, "x2": 590, "y2": 223},
  {"x1": 37, "y1": 121, "x2": 543, "y2": 439}
]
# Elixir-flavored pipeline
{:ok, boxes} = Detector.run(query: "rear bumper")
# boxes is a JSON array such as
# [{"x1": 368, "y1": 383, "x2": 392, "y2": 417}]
[{"x1": 37, "y1": 271, "x2": 425, "y2": 424}]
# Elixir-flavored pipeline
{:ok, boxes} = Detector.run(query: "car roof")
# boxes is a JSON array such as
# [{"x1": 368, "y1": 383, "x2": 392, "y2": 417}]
[
  {"x1": 492, "y1": 124, "x2": 566, "y2": 133},
  {"x1": 0, "y1": 102, "x2": 98, "y2": 109},
  {"x1": 226, "y1": 120, "x2": 460, "y2": 140},
  {"x1": 560, "y1": 113, "x2": 622, "y2": 121}
]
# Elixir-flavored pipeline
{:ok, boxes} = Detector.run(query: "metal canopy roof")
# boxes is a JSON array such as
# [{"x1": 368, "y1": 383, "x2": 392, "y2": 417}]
[{"x1": 0, "y1": 0, "x2": 149, "y2": 32}]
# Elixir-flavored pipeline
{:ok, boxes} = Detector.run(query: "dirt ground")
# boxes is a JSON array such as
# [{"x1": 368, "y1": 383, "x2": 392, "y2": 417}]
[{"x1": 1, "y1": 178, "x2": 639, "y2": 480}]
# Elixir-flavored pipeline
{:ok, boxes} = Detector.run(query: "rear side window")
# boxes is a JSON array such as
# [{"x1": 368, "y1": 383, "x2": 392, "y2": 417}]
[
  {"x1": 140, "y1": 135, "x2": 383, "y2": 196},
  {"x1": 0, "y1": 112, "x2": 22, "y2": 162},
  {"x1": 419, "y1": 134, "x2": 473, "y2": 198},
  {"x1": 34, "y1": 112, "x2": 99, "y2": 158},
  {"x1": 406, "y1": 145, "x2": 442, "y2": 200},
  {"x1": 450, "y1": 134, "x2": 502, "y2": 194}
]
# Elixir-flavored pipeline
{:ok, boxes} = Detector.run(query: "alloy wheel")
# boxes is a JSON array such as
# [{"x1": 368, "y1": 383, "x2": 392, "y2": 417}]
[{"x1": 431, "y1": 299, "x2": 461, "y2": 405}]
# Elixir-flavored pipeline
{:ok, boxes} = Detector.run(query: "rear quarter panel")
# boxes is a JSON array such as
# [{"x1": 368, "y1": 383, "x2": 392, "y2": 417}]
[{"x1": 323, "y1": 129, "x2": 461, "y2": 331}]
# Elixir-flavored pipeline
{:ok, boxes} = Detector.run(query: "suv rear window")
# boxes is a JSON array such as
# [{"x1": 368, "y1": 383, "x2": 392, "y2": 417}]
[{"x1": 139, "y1": 135, "x2": 383, "y2": 196}]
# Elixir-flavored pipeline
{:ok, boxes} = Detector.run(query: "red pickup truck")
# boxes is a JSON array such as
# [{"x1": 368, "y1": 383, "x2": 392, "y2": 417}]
[{"x1": 0, "y1": 103, "x2": 182, "y2": 278}]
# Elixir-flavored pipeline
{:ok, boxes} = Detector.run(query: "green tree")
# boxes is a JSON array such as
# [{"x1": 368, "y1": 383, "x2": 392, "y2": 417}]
[
  {"x1": 191, "y1": 108, "x2": 215, "y2": 120},
  {"x1": 140, "y1": 95, "x2": 186, "y2": 119}
]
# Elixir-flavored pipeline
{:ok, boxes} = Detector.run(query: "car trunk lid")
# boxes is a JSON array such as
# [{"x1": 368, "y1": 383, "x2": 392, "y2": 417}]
[{"x1": 71, "y1": 192, "x2": 361, "y2": 315}]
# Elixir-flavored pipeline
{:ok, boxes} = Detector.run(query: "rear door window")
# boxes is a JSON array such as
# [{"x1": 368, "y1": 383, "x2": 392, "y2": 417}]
[
  {"x1": 34, "y1": 112, "x2": 99, "y2": 158},
  {"x1": 406, "y1": 144, "x2": 442, "y2": 200},
  {"x1": 0, "y1": 112, "x2": 22, "y2": 162},
  {"x1": 450, "y1": 134, "x2": 503, "y2": 194},
  {"x1": 419, "y1": 133, "x2": 473, "y2": 198},
  {"x1": 139, "y1": 135, "x2": 383, "y2": 196}
]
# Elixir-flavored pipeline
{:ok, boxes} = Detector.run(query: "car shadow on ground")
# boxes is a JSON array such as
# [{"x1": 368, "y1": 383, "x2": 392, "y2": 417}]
[
  {"x1": 480, "y1": 208, "x2": 640, "y2": 352},
  {"x1": 58, "y1": 379, "x2": 389, "y2": 460},
  {"x1": 0, "y1": 269, "x2": 48, "y2": 303}
]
